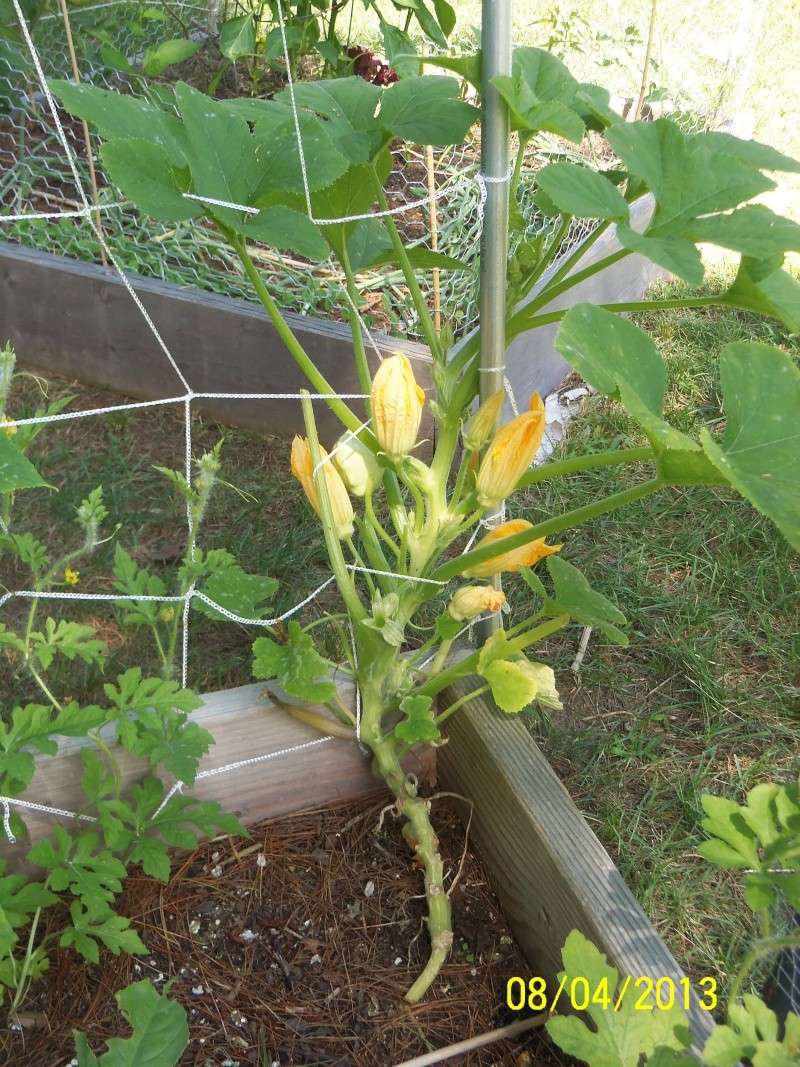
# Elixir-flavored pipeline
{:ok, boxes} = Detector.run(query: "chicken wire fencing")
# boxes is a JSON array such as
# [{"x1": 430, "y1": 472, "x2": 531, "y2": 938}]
[
  {"x1": 3, "y1": 0, "x2": 800, "y2": 1025},
  {"x1": 0, "y1": 0, "x2": 617, "y2": 342}
]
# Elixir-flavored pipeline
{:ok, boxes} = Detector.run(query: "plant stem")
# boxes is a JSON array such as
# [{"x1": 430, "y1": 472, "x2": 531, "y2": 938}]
[
  {"x1": 9, "y1": 905, "x2": 42, "y2": 1015},
  {"x1": 340, "y1": 247, "x2": 373, "y2": 402},
  {"x1": 233, "y1": 235, "x2": 378, "y2": 445},
  {"x1": 517, "y1": 447, "x2": 655, "y2": 486},
  {"x1": 727, "y1": 933, "x2": 800, "y2": 1011},
  {"x1": 301, "y1": 393, "x2": 365, "y2": 622},
  {"x1": 365, "y1": 492, "x2": 401, "y2": 558},
  {"x1": 370, "y1": 734, "x2": 452, "y2": 1002},
  {"x1": 434, "y1": 684, "x2": 489, "y2": 726},
  {"x1": 512, "y1": 295, "x2": 722, "y2": 335},
  {"x1": 370, "y1": 168, "x2": 443, "y2": 362},
  {"x1": 434, "y1": 478, "x2": 665, "y2": 582},
  {"x1": 415, "y1": 615, "x2": 570, "y2": 700}
]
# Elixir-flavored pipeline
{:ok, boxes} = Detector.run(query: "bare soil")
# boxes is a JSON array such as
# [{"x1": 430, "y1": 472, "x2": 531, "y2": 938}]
[{"x1": 3, "y1": 797, "x2": 567, "y2": 1067}]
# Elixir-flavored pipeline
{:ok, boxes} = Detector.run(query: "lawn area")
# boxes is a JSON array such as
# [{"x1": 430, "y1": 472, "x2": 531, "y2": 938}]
[
  {"x1": 3, "y1": 272, "x2": 798, "y2": 1001},
  {"x1": 506, "y1": 273, "x2": 800, "y2": 992}
]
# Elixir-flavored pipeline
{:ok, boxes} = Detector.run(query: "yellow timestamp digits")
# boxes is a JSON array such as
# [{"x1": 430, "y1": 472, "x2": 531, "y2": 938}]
[{"x1": 506, "y1": 975, "x2": 717, "y2": 1013}]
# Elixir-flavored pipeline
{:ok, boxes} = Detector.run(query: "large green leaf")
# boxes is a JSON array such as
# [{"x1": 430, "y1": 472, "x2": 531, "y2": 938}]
[
  {"x1": 141, "y1": 37, "x2": 201, "y2": 77},
  {"x1": 555, "y1": 302, "x2": 666, "y2": 412},
  {"x1": 277, "y1": 77, "x2": 384, "y2": 163},
  {"x1": 536, "y1": 163, "x2": 628, "y2": 221},
  {"x1": 237, "y1": 204, "x2": 328, "y2": 261},
  {"x1": 379, "y1": 75, "x2": 478, "y2": 146},
  {"x1": 545, "y1": 931, "x2": 688, "y2": 1066},
  {"x1": 380, "y1": 21, "x2": 420, "y2": 79},
  {"x1": 193, "y1": 564, "x2": 278, "y2": 622},
  {"x1": 251, "y1": 110, "x2": 350, "y2": 198},
  {"x1": 700, "y1": 341, "x2": 800, "y2": 550},
  {"x1": 219, "y1": 14, "x2": 256, "y2": 60},
  {"x1": 607, "y1": 119, "x2": 774, "y2": 235},
  {"x1": 346, "y1": 217, "x2": 467, "y2": 271},
  {"x1": 686, "y1": 204, "x2": 800, "y2": 260},
  {"x1": 616, "y1": 224, "x2": 704, "y2": 285},
  {"x1": 49, "y1": 80, "x2": 187, "y2": 165},
  {"x1": 697, "y1": 131, "x2": 800, "y2": 174},
  {"x1": 0, "y1": 434, "x2": 47, "y2": 492},
  {"x1": 492, "y1": 46, "x2": 584, "y2": 142},
  {"x1": 554, "y1": 304, "x2": 723, "y2": 484},
  {"x1": 174, "y1": 81, "x2": 259, "y2": 227},
  {"x1": 74, "y1": 979, "x2": 188, "y2": 1067},
  {"x1": 101, "y1": 139, "x2": 199, "y2": 223},
  {"x1": 720, "y1": 257, "x2": 800, "y2": 332}
]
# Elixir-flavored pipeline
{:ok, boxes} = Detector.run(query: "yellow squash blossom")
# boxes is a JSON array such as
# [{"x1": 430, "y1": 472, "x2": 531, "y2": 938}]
[
  {"x1": 463, "y1": 518, "x2": 561, "y2": 578},
  {"x1": 333, "y1": 431, "x2": 381, "y2": 497},
  {"x1": 371, "y1": 352, "x2": 426, "y2": 458},
  {"x1": 290, "y1": 436, "x2": 354, "y2": 540},
  {"x1": 476, "y1": 393, "x2": 546, "y2": 507},
  {"x1": 462, "y1": 389, "x2": 504, "y2": 451},
  {"x1": 448, "y1": 584, "x2": 507, "y2": 621}
]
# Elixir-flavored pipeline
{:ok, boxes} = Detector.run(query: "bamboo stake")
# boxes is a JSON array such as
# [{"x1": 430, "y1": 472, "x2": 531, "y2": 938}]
[
  {"x1": 56, "y1": 0, "x2": 107, "y2": 266},
  {"x1": 425, "y1": 143, "x2": 441, "y2": 332},
  {"x1": 633, "y1": 0, "x2": 658, "y2": 122}
]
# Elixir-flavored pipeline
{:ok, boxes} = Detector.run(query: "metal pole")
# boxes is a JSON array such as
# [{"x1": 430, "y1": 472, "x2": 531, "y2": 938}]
[{"x1": 477, "y1": 0, "x2": 512, "y2": 641}]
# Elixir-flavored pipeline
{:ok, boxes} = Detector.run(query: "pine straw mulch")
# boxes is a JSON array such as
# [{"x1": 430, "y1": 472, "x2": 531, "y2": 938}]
[{"x1": 4, "y1": 796, "x2": 567, "y2": 1067}]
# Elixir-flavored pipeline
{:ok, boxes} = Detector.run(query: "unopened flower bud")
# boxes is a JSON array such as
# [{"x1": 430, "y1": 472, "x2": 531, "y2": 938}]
[
  {"x1": 333, "y1": 431, "x2": 381, "y2": 497},
  {"x1": 463, "y1": 518, "x2": 561, "y2": 578},
  {"x1": 371, "y1": 353, "x2": 426, "y2": 458},
  {"x1": 291, "y1": 436, "x2": 355, "y2": 540},
  {"x1": 448, "y1": 585, "x2": 506, "y2": 621},
  {"x1": 476, "y1": 393, "x2": 546, "y2": 507},
  {"x1": 462, "y1": 390, "x2": 504, "y2": 451}
]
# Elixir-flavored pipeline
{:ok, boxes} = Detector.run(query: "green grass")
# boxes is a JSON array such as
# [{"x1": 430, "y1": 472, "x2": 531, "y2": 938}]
[{"x1": 504, "y1": 275, "x2": 800, "y2": 992}]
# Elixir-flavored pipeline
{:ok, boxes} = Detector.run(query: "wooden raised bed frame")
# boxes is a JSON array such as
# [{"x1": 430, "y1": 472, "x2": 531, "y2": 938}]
[{"x1": 11, "y1": 676, "x2": 714, "y2": 1047}]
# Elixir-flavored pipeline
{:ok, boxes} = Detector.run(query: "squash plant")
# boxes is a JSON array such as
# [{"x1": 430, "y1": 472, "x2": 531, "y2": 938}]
[{"x1": 30, "y1": 49, "x2": 800, "y2": 1004}]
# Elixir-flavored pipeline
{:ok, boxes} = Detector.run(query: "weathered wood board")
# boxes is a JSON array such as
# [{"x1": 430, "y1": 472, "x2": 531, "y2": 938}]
[
  {"x1": 437, "y1": 678, "x2": 715, "y2": 1046},
  {"x1": 0, "y1": 241, "x2": 431, "y2": 439},
  {"x1": 3, "y1": 681, "x2": 433, "y2": 869}
]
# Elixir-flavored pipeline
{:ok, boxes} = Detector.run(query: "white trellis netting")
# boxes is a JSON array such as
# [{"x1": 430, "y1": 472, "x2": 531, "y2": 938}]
[{"x1": 2, "y1": 0, "x2": 798, "y2": 1022}]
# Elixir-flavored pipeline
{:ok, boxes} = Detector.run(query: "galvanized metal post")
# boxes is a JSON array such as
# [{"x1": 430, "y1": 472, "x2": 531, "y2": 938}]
[{"x1": 477, "y1": 0, "x2": 512, "y2": 641}]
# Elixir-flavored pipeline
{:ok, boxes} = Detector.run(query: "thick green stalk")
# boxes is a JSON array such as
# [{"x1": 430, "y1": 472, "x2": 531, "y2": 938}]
[
  {"x1": 513, "y1": 247, "x2": 631, "y2": 328},
  {"x1": 233, "y1": 235, "x2": 378, "y2": 445},
  {"x1": 370, "y1": 732, "x2": 452, "y2": 1003},
  {"x1": 511, "y1": 295, "x2": 722, "y2": 337},
  {"x1": 544, "y1": 218, "x2": 611, "y2": 291},
  {"x1": 433, "y1": 478, "x2": 665, "y2": 583},
  {"x1": 370, "y1": 167, "x2": 443, "y2": 362},
  {"x1": 517, "y1": 447, "x2": 655, "y2": 486},
  {"x1": 340, "y1": 246, "x2": 373, "y2": 401}
]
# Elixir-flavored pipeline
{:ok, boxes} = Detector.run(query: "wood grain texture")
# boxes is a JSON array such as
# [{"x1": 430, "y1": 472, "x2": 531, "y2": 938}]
[
  {"x1": 4, "y1": 681, "x2": 433, "y2": 869},
  {"x1": 0, "y1": 242, "x2": 431, "y2": 440},
  {"x1": 438, "y1": 678, "x2": 715, "y2": 1046}
]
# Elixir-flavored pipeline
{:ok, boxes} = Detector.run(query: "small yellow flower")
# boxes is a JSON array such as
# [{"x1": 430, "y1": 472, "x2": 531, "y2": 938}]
[
  {"x1": 462, "y1": 390, "x2": 504, "y2": 451},
  {"x1": 1, "y1": 421, "x2": 16, "y2": 437},
  {"x1": 333, "y1": 431, "x2": 381, "y2": 498},
  {"x1": 291, "y1": 435, "x2": 355, "y2": 540},
  {"x1": 159, "y1": 605, "x2": 176, "y2": 623},
  {"x1": 64, "y1": 567, "x2": 80, "y2": 586},
  {"x1": 371, "y1": 352, "x2": 426, "y2": 458},
  {"x1": 463, "y1": 518, "x2": 561, "y2": 578},
  {"x1": 448, "y1": 584, "x2": 507, "y2": 621},
  {"x1": 476, "y1": 393, "x2": 546, "y2": 507}
]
